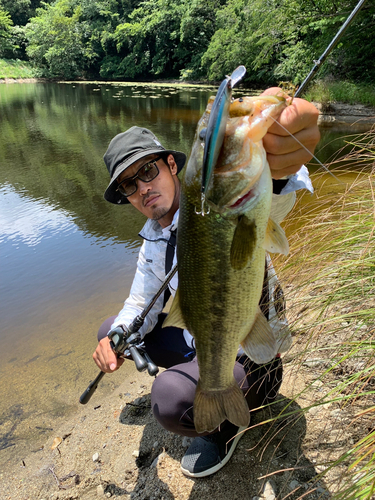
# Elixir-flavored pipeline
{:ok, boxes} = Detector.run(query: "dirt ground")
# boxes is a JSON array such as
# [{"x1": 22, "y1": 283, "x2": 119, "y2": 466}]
[{"x1": 2, "y1": 341, "x2": 372, "y2": 500}]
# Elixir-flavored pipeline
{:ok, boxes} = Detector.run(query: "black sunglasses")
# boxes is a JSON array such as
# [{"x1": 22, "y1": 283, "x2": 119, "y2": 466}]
[{"x1": 117, "y1": 157, "x2": 161, "y2": 197}]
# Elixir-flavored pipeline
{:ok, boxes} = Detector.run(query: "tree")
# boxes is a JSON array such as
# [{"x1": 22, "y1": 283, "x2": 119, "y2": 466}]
[
  {"x1": 201, "y1": 0, "x2": 375, "y2": 85},
  {"x1": 177, "y1": 0, "x2": 225, "y2": 79},
  {"x1": 25, "y1": 0, "x2": 86, "y2": 78},
  {"x1": 111, "y1": 0, "x2": 224, "y2": 80},
  {"x1": 0, "y1": 4, "x2": 14, "y2": 56},
  {"x1": 0, "y1": 0, "x2": 53, "y2": 59}
]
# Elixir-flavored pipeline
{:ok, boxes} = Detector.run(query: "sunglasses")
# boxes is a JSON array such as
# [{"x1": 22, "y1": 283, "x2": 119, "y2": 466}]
[{"x1": 117, "y1": 157, "x2": 161, "y2": 197}]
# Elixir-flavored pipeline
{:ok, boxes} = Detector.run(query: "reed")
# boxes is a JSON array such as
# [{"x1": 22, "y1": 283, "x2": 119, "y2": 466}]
[{"x1": 267, "y1": 129, "x2": 375, "y2": 499}]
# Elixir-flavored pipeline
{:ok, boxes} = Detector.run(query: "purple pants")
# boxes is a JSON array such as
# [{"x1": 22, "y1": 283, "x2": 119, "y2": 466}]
[{"x1": 98, "y1": 314, "x2": 283, "y2": 437}]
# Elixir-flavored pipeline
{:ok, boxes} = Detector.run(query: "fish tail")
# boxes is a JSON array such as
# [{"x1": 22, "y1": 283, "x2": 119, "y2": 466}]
[{"x1": 194, "y1": 379, "x2": 250, "y2": 433}]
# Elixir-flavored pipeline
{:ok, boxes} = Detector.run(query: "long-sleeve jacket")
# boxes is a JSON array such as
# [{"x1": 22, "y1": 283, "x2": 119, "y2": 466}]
[{"x1": 110, "y1": 166, "x2": 313, "y2": 352}]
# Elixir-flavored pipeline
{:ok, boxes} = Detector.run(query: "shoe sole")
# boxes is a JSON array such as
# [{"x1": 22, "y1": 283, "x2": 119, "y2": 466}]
[{"x1": 180, "y1": 426, "x2": 247, "y2": 478}]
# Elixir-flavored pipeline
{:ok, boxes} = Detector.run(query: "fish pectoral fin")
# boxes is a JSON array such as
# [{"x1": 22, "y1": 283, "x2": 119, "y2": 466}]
[
  {"x1": 240, "y1": 307, "x2": 279, "y2": 364},
  {"x1": 263, "y1": 218, "x2": 289, "y2": 255},
  {"x1": 230, "y1": 216, "x2": 257, "y2": 270},
  {"x1": 162, "y1": 289, "x2": 188, "y2": 330},
  {"x1": 194, "y1": 380, "x2": 250, "y2": 433}
]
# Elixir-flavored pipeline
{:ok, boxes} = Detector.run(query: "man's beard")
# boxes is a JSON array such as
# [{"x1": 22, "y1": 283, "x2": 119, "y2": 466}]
[{"x1": 151, "y1": 205, "x2": 171, "y2": 221}]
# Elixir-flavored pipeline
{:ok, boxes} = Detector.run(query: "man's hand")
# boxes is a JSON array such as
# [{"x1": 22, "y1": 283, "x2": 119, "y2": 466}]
[
  {"x1": 261, "y1": 88, "x2": 320, "y2": 179},
  {"x1": 93, "y1": 336, "x2": 124, "y2": 373}
]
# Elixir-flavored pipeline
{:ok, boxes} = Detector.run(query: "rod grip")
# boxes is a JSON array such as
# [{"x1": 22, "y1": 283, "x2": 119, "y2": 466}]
[{"x1": 79, "y1": 371, "x2": 105, "y2": 404}]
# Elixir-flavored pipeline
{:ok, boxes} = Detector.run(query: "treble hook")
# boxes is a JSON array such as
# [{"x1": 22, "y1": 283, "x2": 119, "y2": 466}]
[{"x1": 195, "y1": 193, "x2": 211, "y2": 216}]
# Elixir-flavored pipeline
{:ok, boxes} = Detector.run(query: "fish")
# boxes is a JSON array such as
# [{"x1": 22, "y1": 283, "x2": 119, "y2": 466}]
[{"x1": 164, "y1": 94, "x2": 290, "y2": 433}]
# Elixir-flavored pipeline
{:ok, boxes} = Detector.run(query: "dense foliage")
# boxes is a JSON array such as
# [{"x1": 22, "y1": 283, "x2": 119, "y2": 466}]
[
  {"x1": 1, "y1": 0, "x2": 374, "y2": 83},
  {"x1": 0, "y1": 4, "x2": 14, "y2": 56}
]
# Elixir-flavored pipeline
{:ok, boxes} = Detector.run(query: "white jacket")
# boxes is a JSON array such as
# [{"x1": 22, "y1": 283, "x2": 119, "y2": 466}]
[{"x1": 110, "y1": 166, "x2": 313, "y2": 352}]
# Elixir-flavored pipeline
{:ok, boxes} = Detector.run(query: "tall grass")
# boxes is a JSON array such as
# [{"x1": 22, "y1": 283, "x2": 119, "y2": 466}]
[
  {"x1": 303, "y1": 80, "x2": 375, "y2": 108},
  {"x1": 270, "y1": 130, "x2": 375, "y2": 499}
]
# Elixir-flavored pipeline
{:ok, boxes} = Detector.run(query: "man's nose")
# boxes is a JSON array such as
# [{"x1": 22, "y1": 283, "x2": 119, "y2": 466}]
[{"x1": 138, "y1": 179, "x2": 152, "y2": 196}]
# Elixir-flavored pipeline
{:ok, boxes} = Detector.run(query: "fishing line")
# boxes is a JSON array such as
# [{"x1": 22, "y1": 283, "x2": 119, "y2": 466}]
[{"x1": 269, "y1": 115, "x2": 346, "y2": 185}]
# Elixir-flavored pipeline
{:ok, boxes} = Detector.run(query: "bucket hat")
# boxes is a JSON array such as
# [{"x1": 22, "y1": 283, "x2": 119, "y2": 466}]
[{"x1": 103, "y1": 126, "x2": 186, "y2": 204}]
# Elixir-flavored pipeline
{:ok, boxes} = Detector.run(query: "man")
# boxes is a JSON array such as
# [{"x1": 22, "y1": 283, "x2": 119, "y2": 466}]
[{"x1": 93, "y1": 90, "x2": 320, "y2": 477}]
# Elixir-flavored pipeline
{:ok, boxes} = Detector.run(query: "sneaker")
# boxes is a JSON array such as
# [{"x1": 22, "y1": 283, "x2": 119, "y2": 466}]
[{"x1": 180, "y1": 423, "x2": 247, "y2": 478}]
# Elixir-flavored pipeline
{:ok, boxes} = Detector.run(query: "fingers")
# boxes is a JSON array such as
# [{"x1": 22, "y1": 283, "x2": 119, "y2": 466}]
[
  {"x1": 267, "y1": 97, "x2": 320, "y2": 136},
  {"x1": 93, "y1": 337, "x2": 124, "y2": 373},
  {"x1": 263, "y1": 127, "x2": 319, "y2": 156},
  {"x1": 260, "y1": 87, "x2": 320, "y2": 178}
]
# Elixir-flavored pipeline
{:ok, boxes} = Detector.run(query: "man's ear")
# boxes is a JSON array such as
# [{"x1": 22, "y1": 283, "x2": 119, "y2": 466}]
[{"x1": 166, "y1": 154, "x2": 178, "y2": 175}]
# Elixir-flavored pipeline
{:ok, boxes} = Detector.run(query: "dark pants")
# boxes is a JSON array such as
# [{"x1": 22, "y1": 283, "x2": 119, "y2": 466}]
[{"x1": 98, "y1": 314, "x2": 283, "y2": 437}]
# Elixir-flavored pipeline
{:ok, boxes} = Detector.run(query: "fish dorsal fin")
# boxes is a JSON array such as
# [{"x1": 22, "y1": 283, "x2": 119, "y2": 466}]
[
  {"x1": 230, "y1": 216, "x2": 257, "y2": 270},
  {"x1": 240, "y1": 307, "x2": 279, "y2": 364},
  {"x1": 263, "y1": 218, "x2": 289, "y2": 255},
  {"x1": 162, "y1": 289, "x2": 188, "y2": 330}
]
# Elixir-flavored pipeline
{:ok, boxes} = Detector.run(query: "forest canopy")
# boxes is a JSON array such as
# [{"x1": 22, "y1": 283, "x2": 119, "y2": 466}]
[{"x1": 1, "y1": 0, "x2": 374, "y2": 84}]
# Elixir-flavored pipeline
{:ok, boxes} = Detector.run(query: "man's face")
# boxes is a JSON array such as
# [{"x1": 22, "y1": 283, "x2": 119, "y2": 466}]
[{"x1": 117, "y1": 154, "x2": 180, "y2": 227}]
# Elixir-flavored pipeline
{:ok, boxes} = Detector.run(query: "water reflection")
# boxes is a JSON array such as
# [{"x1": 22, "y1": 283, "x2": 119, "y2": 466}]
[
  {"x1": 0, "y1": 185, "x2": 76, "y2": 247},
  {"x1": 0, "y1": 82, "x2": 217, "y2": 466}
]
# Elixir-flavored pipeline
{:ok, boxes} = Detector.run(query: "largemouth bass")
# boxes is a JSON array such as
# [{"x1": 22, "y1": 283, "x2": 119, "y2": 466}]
[{"x1": 164, "y1": 94, "x2": 290, "y2": 433}]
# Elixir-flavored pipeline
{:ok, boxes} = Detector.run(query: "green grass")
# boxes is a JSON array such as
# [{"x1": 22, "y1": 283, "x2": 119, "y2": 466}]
[
  {"x1": 303, "y1": 80, "x2": 375, "y2": 107},
  {"x1": 0, "y1": 58, "x2": 35, "y2": 79},
  {"x1": 259, "y1": 129, "x2": 375, "y2": 499},
  {"x1": 275, "y1": 163, "x2": 375, "y2": 498}
]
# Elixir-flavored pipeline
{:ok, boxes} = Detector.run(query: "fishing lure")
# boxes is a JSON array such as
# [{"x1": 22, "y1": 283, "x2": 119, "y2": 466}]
[{"x1": 198, "y1": 65, "x2": 246, "y2": 215}]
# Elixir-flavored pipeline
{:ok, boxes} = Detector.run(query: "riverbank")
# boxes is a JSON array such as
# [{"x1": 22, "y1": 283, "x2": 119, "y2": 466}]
[
  {"x1": 2, "y1": 77, "x2": 375, "y2": 129},
  {"x1": 0, "y1": 59, "x2": 35, "y2": 80},
  {"x1": 315, "y1": 102, "x2": 375, "y2": 130},
  {"x1": 0, "y1": 354, "x2": 333, "y2": 500},
  {"x1": 2, "y1": 320, "x2": 372, "y2": 500}
]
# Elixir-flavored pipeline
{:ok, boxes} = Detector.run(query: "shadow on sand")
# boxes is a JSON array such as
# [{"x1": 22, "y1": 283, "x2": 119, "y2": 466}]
[{"x1": 111, "y1": 392, "x2": 330, "y2": 500}]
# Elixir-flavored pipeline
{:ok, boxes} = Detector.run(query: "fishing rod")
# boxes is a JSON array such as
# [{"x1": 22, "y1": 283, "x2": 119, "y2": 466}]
[
  {"x1": 79, "y1": 264, "x2": 178, "y2": 404},
  {"x1": 294, "y1": 0, "x2": 367, "y2": 98}
]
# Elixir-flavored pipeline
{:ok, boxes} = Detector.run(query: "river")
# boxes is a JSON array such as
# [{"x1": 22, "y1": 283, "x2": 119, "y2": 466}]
[{"x1": 0, "y1": 81, "x2": 371, "y2": 468}]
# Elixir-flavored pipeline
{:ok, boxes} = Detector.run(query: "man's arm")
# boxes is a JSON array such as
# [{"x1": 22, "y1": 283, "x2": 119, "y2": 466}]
[{"x1": 93, "y1": 242, "x2": 166, "y2": 373}]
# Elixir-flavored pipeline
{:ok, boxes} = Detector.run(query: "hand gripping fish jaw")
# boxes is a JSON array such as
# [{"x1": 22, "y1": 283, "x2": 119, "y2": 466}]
[{"x1": 197, "y1": 65, "x2": 246, "y2": 216}]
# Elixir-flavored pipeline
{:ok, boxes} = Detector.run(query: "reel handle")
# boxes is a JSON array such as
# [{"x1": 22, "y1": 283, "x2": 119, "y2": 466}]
[{"x1": 129, "y1": 345, "x2": 148, "y2": 372}]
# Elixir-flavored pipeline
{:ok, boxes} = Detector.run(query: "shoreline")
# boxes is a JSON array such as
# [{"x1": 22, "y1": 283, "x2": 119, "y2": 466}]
[
  {"x1": 315, "y1": 101, "x2": 375, "y2": 129},
  {"x1": 2, "y1": 78, "x2": 374, "y2": 129}
]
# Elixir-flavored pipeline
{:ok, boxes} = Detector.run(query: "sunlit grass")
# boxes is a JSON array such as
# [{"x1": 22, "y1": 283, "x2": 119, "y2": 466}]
[
  {"x1": 303, "y1": 80, "x2": 375, "y2": 108},
  {"x1": 265, "y1": 130, "x2": 375, "y2": 498},
  {"x1": 0, "y1": 58, "x2": 35, "y2": 79}
]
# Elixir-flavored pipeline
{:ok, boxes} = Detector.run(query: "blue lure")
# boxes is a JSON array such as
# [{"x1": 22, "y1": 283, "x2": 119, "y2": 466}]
[{"x1": 199, "y1": 65, "x2": 246, "y2": 215}]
